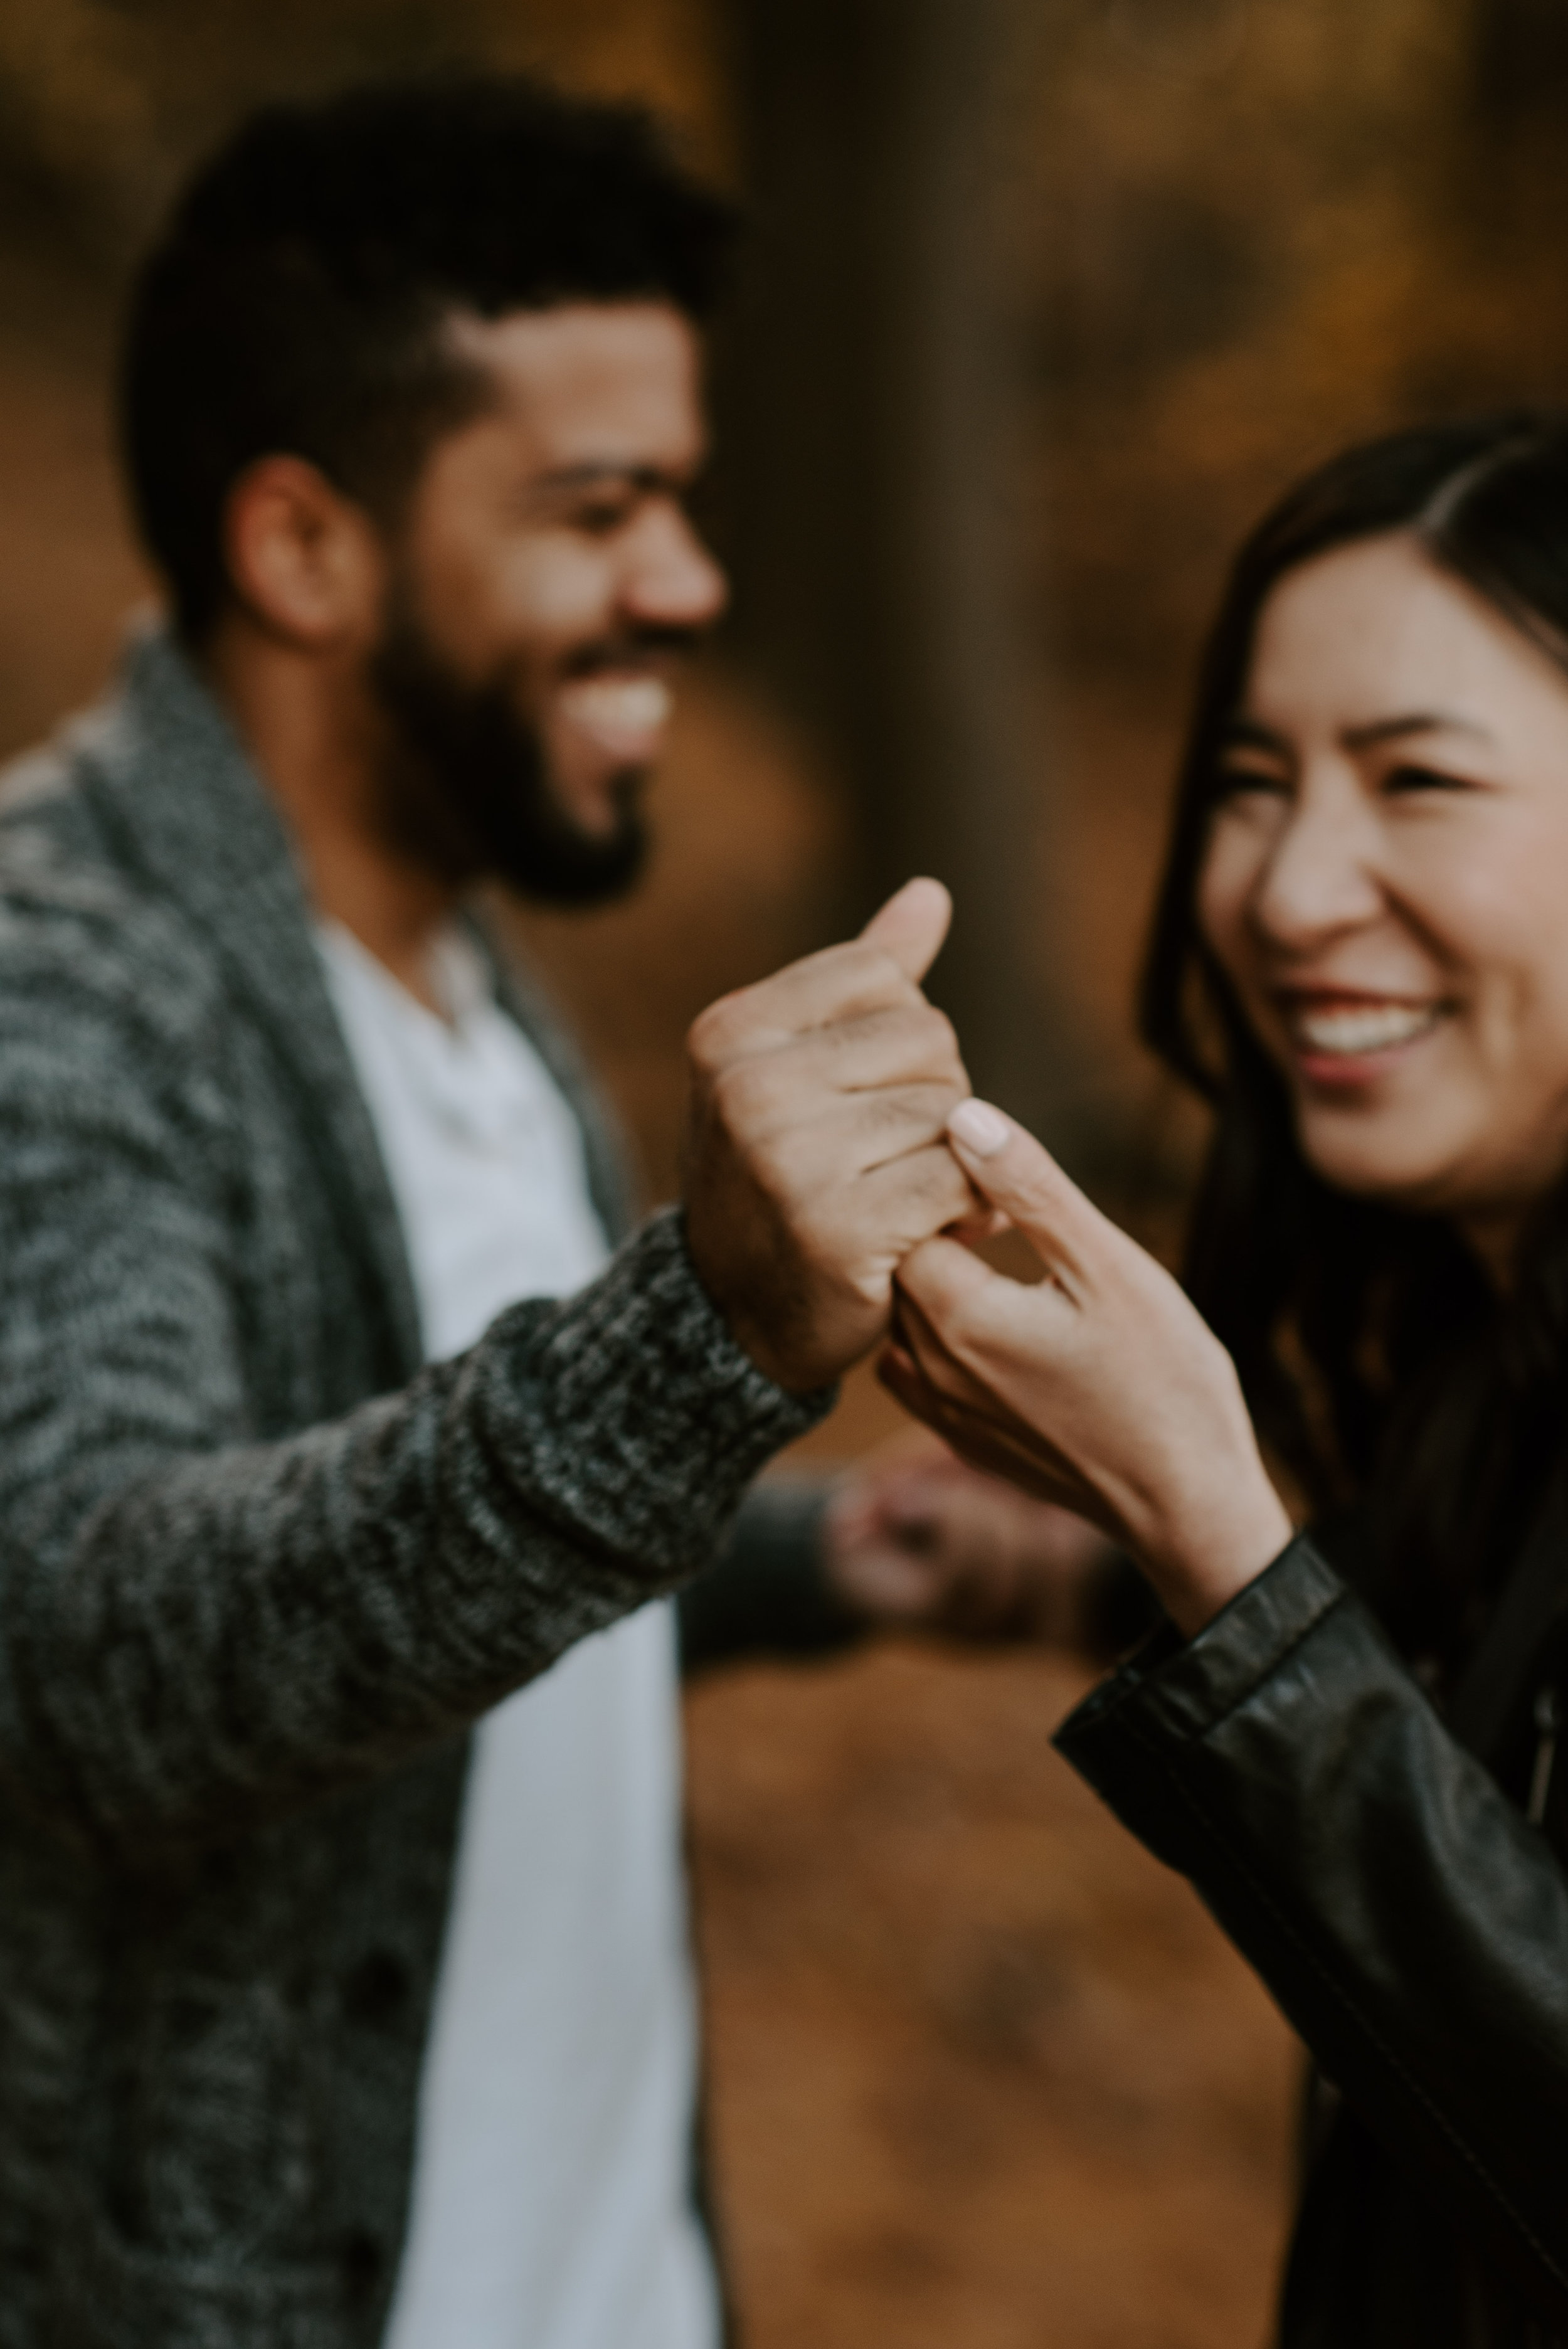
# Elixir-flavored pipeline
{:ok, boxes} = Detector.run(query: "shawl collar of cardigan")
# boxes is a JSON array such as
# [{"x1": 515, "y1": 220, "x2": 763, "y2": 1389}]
[
  {"x1": 66, "y1": 624, "x2": 425, "y2": 1379},
  {"x1": 55, "y1": 622, "x2": 637, "y2": 1371}
]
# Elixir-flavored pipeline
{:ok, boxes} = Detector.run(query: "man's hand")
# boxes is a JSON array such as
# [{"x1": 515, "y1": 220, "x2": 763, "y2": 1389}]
[
  {"x1": 821, "y1": 1429, "x2": 1118, "y2": 1645},
  {"x1": 682, "y1": 879, "x2": 976, "y2": 1394}
]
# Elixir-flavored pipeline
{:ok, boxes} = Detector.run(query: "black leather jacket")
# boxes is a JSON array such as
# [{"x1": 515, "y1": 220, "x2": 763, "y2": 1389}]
[{"x1": 1057, "y1": 1519, "x2": 1568, "y2": 2348}]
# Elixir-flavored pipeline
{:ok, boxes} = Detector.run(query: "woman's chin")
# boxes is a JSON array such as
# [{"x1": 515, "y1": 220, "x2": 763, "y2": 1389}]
[{"x1": 1293, "y1": 1116, "x2": 1471, "y2": 1215}]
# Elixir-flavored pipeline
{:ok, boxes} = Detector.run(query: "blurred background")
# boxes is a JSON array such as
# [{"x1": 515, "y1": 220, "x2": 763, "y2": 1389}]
[{"x1": 3, "y1": 1, "x2": 1564, "y2": 2340}]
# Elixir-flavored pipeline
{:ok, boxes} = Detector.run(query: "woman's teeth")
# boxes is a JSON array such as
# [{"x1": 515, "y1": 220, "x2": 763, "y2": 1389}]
[{"x1": 1291, "y1": 1002, "x2": 1441, "y2": 1057}]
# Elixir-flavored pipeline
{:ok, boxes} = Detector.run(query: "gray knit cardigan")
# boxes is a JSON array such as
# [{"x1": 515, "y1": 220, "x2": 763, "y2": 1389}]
[{"x1": 0, "y1": 630, "x2": 827, "y2": 2348}]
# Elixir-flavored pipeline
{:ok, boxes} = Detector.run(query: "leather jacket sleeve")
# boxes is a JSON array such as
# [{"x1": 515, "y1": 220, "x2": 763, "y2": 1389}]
[{"x1": 1055, "y1": 1535, "x2": 1568, "y2": 2334}]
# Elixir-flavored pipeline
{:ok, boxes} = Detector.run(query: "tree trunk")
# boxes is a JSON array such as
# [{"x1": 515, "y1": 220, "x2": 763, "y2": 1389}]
[{"x1": 720, "y1": 0, "x2": 1070, "y2": 1132}]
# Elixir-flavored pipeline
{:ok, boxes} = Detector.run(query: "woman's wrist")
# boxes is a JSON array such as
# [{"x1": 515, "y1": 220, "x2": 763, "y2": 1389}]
[{"x1": 1145, "y1": 1478, "x2": 1295, "y2": 1640}]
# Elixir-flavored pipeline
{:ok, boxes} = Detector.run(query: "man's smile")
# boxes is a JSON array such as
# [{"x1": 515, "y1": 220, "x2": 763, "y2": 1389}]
[{"x1": 554, "y1": 669, "x2": 675, "y2": 764}]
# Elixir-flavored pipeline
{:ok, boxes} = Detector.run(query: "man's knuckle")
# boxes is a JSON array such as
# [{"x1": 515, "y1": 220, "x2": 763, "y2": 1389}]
[
  {"x1": 762, "y1": 1125, "x2": 821, "y2": 1199},
  {"x1": 687, "y1": 996, "x2": 743, "y2": 1069},
  {"x1": 712, "y1": 1055, "x2": 778, "y2": 1131},
  {"x1": 807, "y1": 941, "x2": 876, "y2": 1004},
  {"x1": 792, "y1": 1201, "x2": 850, "y2": 1275},
  {"x1": 890, "y1": 1081, "x2": 953, "y2": 1128},
  {"x1": 859, "y1": 945, "x2": 906, "y2": 994},
  {"x1": 918, "y1": 1004, "x2": 960, "y2": 1062},
  {"x1": 920, "y1": 1157, "x2": 973, "y2": 1211}
]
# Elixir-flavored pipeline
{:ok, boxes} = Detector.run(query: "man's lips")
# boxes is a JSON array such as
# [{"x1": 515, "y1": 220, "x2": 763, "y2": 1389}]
[
  {"x1": 555, "y1": 672, "x2": 674, "y2": 763},
  {"x1": 1274, "y1": 990, "x2": 1446, "y2": 1078}
]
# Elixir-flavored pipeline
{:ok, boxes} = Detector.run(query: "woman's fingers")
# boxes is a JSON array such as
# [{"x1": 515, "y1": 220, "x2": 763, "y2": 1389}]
[
  {"x1": 890, "y1": 1283, "x2": 990, "y2": 1420},
  {"x1": 877, "y1": 1343, "x2": 1092, "y2": 1511},
  {"x1": 890, "y1": 1279, "x2": 1067, "y2": 1476},
  {"x1": 894, "y1": 1237, "x2": 1049, "y2": 1403},
  {"x1": 945, "y1": 1100, "x2": 1110, "y2": 1288},
  {"x1": 894, "y1": 1229, "x2": 999, "y2": 1333},
  {"x1": 896, "y1": 1228, "x2": 1074, "y2": 1386}
]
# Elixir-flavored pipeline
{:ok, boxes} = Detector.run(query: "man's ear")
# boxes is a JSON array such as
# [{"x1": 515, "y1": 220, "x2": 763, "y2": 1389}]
[{"x1": 221, "y1": 455, "x2": 385, "y2": 650}]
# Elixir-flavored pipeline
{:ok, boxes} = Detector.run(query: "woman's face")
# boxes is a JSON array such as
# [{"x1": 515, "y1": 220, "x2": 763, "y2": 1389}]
[{"x1": 1197, "y1": 530, "x2": 1568, "y2": 1259}]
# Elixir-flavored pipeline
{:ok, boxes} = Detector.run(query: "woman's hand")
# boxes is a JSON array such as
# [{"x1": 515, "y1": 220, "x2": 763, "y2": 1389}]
[{"x1": 881, "y1": 1100, "x2": 1292, "y2": 1638}]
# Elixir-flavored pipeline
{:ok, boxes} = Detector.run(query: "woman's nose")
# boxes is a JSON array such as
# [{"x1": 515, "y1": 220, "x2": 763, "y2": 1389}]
[{"x1": 1249, "y1": 782, "x2": 1384, "y2": 949}]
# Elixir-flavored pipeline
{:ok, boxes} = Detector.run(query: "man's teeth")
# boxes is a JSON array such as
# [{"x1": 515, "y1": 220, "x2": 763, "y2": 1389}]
[
  {"x1": 559, "y1": 676, "x2": 673, "y2": 736},
  {"x1": 1293, "y1": 1002, "x2": 1441, "y2": 1056}
]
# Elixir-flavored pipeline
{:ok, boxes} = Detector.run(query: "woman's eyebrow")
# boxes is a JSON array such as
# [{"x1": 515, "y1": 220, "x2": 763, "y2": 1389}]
[
  {"x1": 1340, "y1": 711, "x2": 1493, "y2": 750},
  {"x1": 1219, "y1": 711, "x2": 1496, "y2": 755},
  {"x1": 1219, "y1": 716, "x2": 1290, "y2": 754}
]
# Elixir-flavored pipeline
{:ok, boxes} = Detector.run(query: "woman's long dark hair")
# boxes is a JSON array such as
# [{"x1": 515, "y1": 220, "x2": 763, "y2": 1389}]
[{"x1": 1141, "y1": 413, "x2": 1568, "y2": 1660}]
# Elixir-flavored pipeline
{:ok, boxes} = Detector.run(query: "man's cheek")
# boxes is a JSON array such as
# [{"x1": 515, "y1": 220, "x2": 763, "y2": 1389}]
[{"x1": 502, "y1": 531, "x2": 616, "y2": 637}]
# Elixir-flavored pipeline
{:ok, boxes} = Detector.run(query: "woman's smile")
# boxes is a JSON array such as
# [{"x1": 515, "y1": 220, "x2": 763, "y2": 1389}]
[
  {"x1": 1276, "y1": 987, "x2": 1448, "y2": 1085},
  {"x1": 1197, "y1": 531, "x2": 1568, "y2": 1246}
]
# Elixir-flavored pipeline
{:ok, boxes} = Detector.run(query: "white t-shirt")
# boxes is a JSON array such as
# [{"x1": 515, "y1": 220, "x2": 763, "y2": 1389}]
[{"x1": 315, "y1": 921, "x2": 719, "y2": 2349}]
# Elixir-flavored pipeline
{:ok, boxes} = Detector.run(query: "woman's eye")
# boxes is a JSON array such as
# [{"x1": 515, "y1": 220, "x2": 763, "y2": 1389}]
[
  {"x1": 1213, "y1": 764, "x2": 1288, "y2": 802},
  {"x1": 1382, "y1": 762, "x2": 1471, "y2": 795}
]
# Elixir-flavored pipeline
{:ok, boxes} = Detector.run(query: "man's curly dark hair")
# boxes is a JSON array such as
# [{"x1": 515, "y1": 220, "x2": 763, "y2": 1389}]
[{"x1": 119, "y1": 73, "x2": 738, "y2": 639}]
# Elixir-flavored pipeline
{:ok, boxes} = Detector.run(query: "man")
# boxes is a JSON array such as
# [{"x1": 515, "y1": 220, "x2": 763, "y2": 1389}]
[{"x1": 0, "y1": 75, "x2": 1093, "y2": 2349}]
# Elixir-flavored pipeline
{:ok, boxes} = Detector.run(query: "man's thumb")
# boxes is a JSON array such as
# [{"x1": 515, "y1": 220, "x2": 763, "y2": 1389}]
[{"x1": 859, "y1": 876, "x2": 952, "y2": 984}]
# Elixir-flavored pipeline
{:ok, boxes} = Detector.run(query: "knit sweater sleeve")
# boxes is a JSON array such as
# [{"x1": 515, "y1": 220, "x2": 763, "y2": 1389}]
[{"x1": 0, "y1": 888, "x2": 829, "y2": 1850}]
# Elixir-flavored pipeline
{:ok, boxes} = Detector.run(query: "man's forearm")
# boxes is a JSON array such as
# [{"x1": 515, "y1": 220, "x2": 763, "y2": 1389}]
[{"x1": 1, "y1": 1213, "x2": 827, "y2": 1852}]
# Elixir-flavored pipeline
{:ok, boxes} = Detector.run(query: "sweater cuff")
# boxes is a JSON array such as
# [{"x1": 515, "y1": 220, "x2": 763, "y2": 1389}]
[{"x1": 487, "y1": 1206, "x2": 837, "y2": 1587}]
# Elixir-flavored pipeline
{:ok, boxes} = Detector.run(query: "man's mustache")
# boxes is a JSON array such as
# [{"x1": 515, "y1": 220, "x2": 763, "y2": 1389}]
[{"x1": 563, "y1": 625, "x2": 705, "y2": 676}]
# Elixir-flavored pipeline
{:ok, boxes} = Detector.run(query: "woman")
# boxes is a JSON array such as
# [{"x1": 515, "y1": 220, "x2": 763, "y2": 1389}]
[{"x1": 884, "y1": 414, "x2": 1568, "y2": 2348}]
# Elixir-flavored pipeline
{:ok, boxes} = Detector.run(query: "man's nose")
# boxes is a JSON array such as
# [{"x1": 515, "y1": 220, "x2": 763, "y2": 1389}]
[
  {"x1": 623, "y1": 505, "x2": 729, "y2": 632},
  {"x1": 1250, "y1": 780, "x2": 1384, "y2": 948}
]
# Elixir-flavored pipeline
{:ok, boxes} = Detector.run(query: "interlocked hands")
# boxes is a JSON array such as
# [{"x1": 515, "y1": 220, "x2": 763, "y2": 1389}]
[{"x1": 681, "y1": 889, "x2": 1289, "y2": 1642}]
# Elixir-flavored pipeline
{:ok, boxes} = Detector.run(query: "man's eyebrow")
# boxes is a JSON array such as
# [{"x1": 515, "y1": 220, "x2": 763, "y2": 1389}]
[{"x1": 531, "y1": 460, "x2": 694, "y2": 496}]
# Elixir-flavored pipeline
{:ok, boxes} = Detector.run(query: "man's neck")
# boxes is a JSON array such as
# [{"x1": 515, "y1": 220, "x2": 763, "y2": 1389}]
[{"x1": 199, "y1": 620, "x2": 457, "y2": 1013}]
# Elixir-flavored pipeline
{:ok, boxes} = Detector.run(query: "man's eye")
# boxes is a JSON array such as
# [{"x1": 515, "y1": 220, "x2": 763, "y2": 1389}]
[{"x1": 571, "y1": 497, "x2": 635, "y2": 536}]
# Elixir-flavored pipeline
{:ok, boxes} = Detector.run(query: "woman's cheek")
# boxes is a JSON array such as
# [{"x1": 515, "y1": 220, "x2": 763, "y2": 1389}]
[{"x1": 1194, "y1": 825, "x2": 1259, "y2": 987}]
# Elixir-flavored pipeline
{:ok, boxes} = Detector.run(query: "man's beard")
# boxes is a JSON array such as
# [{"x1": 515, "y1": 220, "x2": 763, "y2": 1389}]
[{"x1": 366, "y1": 580, "x2": 651, "y2": 909}]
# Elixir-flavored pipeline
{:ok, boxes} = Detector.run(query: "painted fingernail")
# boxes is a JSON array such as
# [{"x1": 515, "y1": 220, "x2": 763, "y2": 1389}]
[{"x1": 948, "y1": 1098, "x2": 1010, "y2": 1157}]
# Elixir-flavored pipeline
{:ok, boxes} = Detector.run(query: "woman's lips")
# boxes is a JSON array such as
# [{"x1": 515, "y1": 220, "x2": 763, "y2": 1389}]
[{"x1": 1278, "y1": 994, "x2": 1446, "y2": 1086}]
